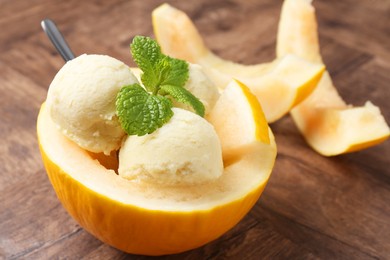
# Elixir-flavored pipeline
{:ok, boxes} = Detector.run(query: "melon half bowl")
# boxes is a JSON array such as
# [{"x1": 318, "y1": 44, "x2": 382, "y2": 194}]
[{"x1": 37, "y1": 96, "x2": 276, "y2": 255}]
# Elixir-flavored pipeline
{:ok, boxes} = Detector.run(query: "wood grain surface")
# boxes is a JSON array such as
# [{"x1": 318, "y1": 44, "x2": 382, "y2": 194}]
[{"x1": 1, "y1": 0, "x2": 389, "y2": 259}]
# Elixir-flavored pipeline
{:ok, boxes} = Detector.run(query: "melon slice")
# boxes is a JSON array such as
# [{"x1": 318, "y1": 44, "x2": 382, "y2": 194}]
[
  {"x1": 277, "y1": 0, "x2": 390, "y2": 156},
  {"x1": 152, "y1": 3, "x2": 325, "y2": 123},
  {"x1": 37, "y1": 100, "x2": 276, "y2": 255},
  {"x1": 207, "y1": 79, "x2": 271, "y2": 161}
]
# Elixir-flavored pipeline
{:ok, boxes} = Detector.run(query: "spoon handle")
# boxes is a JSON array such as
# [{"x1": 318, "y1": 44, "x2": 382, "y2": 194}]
[{"x1": 41, "y1": 19, "x2": 75, "y2": 61}]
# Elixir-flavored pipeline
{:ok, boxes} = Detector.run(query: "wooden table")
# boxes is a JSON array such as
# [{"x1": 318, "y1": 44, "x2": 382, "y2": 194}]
[{"x1": 1, "y1": 0, "x2": 389, "y2": 259}]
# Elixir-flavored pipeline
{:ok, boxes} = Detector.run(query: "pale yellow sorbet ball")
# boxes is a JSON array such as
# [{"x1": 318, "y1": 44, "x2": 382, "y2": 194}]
[
  {"x1": 47, "y1": 54, "x2": 138, "y2": 155},
  {"x1": 118, "y1": 108, "x2": 224, "y2": 185},
  {"x1": 177, "y1": 63, "x2": 220, "y2": 115}
]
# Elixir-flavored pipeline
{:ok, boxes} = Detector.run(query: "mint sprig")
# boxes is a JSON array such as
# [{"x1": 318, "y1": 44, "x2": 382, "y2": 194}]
[{"x1": 116, "y1": 36, "x2": 205, "y2": 136}]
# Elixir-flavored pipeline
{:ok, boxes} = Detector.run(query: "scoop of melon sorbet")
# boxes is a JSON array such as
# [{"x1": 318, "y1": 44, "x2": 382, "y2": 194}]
[
  {"x1": 46, "y1": 54, "x2": 138, "y2": 155},
  {"x1": 118, "y1": 108, "x2": 224, "y2": 185}
]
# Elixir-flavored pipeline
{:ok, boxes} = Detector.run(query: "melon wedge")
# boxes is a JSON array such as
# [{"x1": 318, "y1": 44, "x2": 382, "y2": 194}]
[
  {"x1": 207, "y1": 79, "x2": 271, "y2": 161},
  {"x1": 152, "y1": 3, "x2": 325, "y2": 123},
  {"x1": 277, "y1": 0, "x2": 390, "y2": 156},
  {"x1": 37, "y1": 103, "x2": 276, "y2": 255}
]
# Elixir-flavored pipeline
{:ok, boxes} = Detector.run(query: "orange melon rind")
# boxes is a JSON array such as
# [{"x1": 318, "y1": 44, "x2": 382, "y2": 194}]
[{"x1": 37, "y1": 102, "x2": 276, "y2": 255}]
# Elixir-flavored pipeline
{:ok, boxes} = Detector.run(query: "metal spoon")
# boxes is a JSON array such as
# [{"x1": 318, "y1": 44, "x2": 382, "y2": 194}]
[{"x1": 41, "y1": 19, "x2": 75, "y2": 61}]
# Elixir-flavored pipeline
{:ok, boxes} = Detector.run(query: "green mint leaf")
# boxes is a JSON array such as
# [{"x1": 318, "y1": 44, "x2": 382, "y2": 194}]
[
  {"x1": 131, "y1": 36, "x2": 163, "y2": 92},
  {"x1": 160, "y1": 56, "x2": 189, "y2": 88},
  {"x1": 116, "y1": 84, "x2": 173, "y2": 136},
  {"x1": 160, "y1": 85, "x2": 205, "y2": 117}
]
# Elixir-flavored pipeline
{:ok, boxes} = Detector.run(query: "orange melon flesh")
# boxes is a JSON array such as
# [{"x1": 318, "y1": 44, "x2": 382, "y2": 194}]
[
  {"x1": 37, "y1": 103, "x2": 276, "y2": 255},
  {"x1": 152, "y1": 3, "x2": 325, "y2": 123},
  {"x1": 277, "y1": 0, "x2": 390, "y2": 156}
]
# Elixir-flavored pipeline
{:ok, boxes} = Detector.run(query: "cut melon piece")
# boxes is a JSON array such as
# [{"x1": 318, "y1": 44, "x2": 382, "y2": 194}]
[
  {"x1": 37, "y1": 102, "x2": 276, "y2": 255},
  {"x1": 277, "y1": 0, "x2": 390, "y2": 156},
  {"x1": 152, "y1": 3, "x2": 325, "y2": 123},
  {"x1": 207, "y1": 79, "x2": 271, "y2": 161}
]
